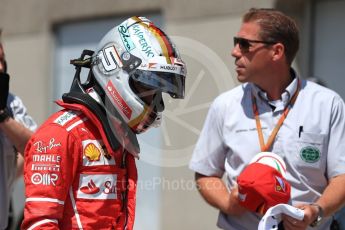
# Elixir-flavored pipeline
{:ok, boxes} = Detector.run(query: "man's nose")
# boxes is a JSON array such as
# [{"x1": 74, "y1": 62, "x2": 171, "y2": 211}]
[{"x1": 231, "y1": 44, "x2": 241, "y2": 58}]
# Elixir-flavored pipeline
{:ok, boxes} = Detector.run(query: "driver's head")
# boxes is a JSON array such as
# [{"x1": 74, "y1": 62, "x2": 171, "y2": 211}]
[{"x1": 91, "y1": 16, "x2": 186, "y2": 133}]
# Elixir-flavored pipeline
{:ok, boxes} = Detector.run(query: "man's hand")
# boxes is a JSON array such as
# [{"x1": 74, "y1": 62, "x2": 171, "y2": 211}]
[
  {"x1": 195, "y1": 173, "x2": 247, "y2": 216},
  {"x1": 281, "y1": 203, "x2": 319, "y2": 230},
  {"x1": 226, "y1": 186, "x2": 247, "y2": 216},
  {"x1": 0, "y1": 43, "x2": 10, "y2": 110}
]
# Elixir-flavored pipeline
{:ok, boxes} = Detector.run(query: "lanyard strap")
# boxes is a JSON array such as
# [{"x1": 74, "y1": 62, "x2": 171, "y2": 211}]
[{"x1": 252, "y1": 79, "x2": 300, "y2": 151}]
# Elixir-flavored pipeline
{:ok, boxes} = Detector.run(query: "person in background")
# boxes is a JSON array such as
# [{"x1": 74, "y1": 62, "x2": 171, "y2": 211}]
[
  {"x1": 21, "y1": 16, "x2": 186, "y2": 229},
  {"x1": 0, "y1": 30, "x2": 37, "y2": 230},
  {"x1": 189, "y1": 8, "x2": 345, "y2": 230}
]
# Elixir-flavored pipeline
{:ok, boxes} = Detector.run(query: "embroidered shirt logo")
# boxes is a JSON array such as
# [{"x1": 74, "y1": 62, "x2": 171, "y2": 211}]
[{"x1": 300, "y1": 146, "x2": 320, "y2": 163}]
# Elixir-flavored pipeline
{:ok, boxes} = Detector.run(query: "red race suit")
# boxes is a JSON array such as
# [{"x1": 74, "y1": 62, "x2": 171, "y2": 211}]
[{"x1": 22, "y1": 101, "x2": 138, "y2": 230}]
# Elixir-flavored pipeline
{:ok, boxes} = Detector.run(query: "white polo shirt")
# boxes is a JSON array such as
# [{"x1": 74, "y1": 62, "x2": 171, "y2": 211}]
[{"x1": 189, "y1": 73, "x2": 345, "y2": 230}]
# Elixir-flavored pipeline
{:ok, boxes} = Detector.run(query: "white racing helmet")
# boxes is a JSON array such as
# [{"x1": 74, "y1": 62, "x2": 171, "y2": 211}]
[{"x1": 91, "y1": 16, "x2": 186, "y2": 133}]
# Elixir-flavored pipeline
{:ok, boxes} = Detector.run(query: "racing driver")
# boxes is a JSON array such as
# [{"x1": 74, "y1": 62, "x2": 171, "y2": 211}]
[{"x1": 21, "y1": 16, "x2": 186, "y2": 230}]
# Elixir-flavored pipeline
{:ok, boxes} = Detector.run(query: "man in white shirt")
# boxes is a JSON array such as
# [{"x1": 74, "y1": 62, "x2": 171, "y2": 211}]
[{"x1": 189, "y1": 8, "x2": 345, "y2": 230}]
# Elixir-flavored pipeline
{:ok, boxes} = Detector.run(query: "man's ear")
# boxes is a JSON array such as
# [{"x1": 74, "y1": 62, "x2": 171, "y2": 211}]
[{"x1": 271, "y1": 43, "x2": 285, "y2": 62}]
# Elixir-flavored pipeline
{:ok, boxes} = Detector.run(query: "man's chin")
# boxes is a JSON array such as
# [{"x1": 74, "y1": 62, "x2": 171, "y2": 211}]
[{"x1": 237, "y1": 75, "x2": 248, "y2": 83}]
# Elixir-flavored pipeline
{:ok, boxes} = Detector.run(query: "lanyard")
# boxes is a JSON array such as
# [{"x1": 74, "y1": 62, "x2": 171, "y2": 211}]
[{"x1": 252, "y1": 79, "x2": 300, "y2": 152}]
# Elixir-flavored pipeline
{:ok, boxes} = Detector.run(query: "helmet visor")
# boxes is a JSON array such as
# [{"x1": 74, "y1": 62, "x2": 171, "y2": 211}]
[{"x1": 131, "y1": 69, "x2": 185, "y2": 99}]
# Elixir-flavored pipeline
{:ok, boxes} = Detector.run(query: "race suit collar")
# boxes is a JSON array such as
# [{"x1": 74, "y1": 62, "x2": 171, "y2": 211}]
[{"x1": 57, "y1": 93, "x2": 140, "y2": 158}]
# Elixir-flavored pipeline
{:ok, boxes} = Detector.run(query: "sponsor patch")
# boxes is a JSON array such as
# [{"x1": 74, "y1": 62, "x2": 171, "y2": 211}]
[
  {"x1": 139, "y1": 62, "x2": 185, "y2": 75},
  {"x1": 84, "y1": 143, "x2": 101, "y2": 161},
  {"x1": 106, "y1": 81, "x2": 132, "y2": 119},
  {"x1": 148, "y1": 63, "x2": 157, "y2": 69},
  {"x1": 54, "y1": 111, "x2": 80, "y2": 126},
  {"x1": 130, "y1": 24, "x2": 154, "y2": 58},
  {"x1": 31, "y1": 173, "x2": 59, "y2": 186},
  {"x1": 32, "y1": 154, "x2": 61, "y2": 163},
  {"x1": 31, "y1": 164, "x2": 60, "y2": 172},
  {"x1": 31, "y1": 154, "x2": 61, "y2": 172},
  {"x1": 160, "y1": 65, "x2": 177, "y2": 71},
  {"x1": 118, "y1": 24, "x2": 136, "y2": 51},
  {"x1": 77, "y1": 174, "x2": 117, "y2": 200},
  {"x1": 80, "y1": 179, "x2": 100, "y2": 194},
  {"x1": 33, "y1": 138, "x2": 62, "y2": 154},
  {"x1": 82, "y1": 140, "x2": 115, "y2": 166}
]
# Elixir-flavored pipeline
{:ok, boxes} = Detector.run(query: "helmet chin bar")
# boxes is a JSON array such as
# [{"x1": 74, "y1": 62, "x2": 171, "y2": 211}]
[
  {"x1": 126, "y1": 77, "x2": 165, "y2": 133},
  {"x1": 130, "y1": 106, "x2": 161, "y2": 134},
  {"x1": 126, "y1": 78, "x2": 164, "y2": 133},
  {"x1": 152, "y1": 91, "x2": 165, "y2": 112},
  {"x1": 126, "y1": 86, "x2": 164, "y2": 134},
  {"x1": 136, "y1": 92, "x2": 165, "y2": 133}
]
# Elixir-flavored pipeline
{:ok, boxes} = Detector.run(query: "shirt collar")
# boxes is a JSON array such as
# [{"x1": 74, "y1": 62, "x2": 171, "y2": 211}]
[{"x1": 250, "y1": 69, "x2": 299, "y2": 111}]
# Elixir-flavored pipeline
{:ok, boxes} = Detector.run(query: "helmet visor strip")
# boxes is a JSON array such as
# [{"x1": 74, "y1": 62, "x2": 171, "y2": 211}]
[
  {"x1": 131, "y1": 69, "x2": 185, "y2": 99},
  {"x1": 134, "y1": 56, "x2": 186, "y2": 99}
]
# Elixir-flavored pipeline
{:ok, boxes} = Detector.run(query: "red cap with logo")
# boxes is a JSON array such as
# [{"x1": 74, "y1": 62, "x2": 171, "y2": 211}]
[{"x1": 237, "y1": 162, "x2": 291, "y2": 214}]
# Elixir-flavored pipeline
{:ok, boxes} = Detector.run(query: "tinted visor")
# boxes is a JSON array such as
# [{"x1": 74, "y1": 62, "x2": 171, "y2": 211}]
[{"x1": 131, "y1": 69, "x2": 185, "y2": 99}]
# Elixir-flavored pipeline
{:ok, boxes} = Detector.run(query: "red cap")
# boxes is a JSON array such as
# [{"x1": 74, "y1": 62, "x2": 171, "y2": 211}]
[{"x1": 237, "y1": 163, "x2": 291, "y2": 214}]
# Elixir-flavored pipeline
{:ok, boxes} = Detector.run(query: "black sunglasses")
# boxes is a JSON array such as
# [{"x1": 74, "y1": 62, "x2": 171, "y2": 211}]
[{"x1": 233, "y1": 37, "x2": 276, "y2": 52}]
